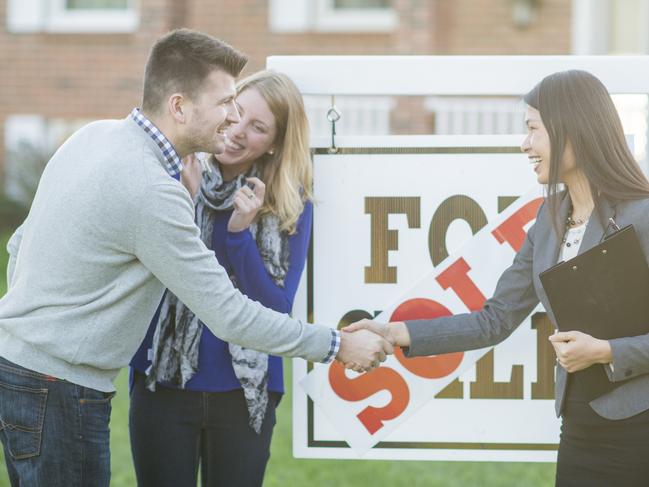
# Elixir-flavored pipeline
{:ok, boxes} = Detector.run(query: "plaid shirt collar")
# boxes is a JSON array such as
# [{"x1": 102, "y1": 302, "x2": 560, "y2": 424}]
[{"x1": 130, "y1": 108, "x2": 183, "y2": 178}]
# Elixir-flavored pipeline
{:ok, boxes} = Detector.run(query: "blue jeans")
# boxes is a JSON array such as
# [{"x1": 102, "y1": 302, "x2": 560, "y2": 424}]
[{"x1": 0, "y1": 356, "x2": 114, "y2": 487}]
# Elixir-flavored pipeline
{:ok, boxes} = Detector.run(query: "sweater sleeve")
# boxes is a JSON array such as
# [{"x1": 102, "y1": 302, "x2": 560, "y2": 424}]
[
  {"x1": 6, "y1": 224, "x2": 24, "y2": 290},
  {"x1": 224, "y1": 201, "x2": 313, "y2": 314},
  {"x1": 133, "y1": 181, "x2": 334, "y2": 363}
]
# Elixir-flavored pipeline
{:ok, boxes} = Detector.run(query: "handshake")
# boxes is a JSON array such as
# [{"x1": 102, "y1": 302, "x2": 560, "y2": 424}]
[{"x1": 334, "y1": 319, "x2": 411, "y2": 373}]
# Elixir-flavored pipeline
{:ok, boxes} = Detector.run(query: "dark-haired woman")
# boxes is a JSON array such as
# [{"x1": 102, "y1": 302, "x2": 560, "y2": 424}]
[{"x1": 345, "y1": 70, "x2": 649, "y2": 487}]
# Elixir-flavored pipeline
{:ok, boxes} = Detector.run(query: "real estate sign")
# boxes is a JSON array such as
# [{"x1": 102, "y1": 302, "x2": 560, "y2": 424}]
[{"x1": 292, "y1": 136, "x2": 560, "y2": 462}]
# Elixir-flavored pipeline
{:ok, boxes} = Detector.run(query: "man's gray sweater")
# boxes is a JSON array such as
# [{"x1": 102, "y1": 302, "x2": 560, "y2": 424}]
[{"x1": 0, "y1": 117, "x2": 334, "y2": 392}]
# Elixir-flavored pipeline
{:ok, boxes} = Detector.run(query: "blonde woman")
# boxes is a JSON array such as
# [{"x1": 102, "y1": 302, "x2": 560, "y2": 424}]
[{"x1": 129, "y1": 70, "x2": 313, "y2": 487}]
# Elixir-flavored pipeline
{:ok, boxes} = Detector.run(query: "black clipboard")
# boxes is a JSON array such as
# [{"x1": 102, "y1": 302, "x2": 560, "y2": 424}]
[{"x1": 539, "y1": 225, "x2": 649, "y2": 339}]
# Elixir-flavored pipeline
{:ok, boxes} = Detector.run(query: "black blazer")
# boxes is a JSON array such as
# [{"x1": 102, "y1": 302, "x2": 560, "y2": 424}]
[{"x1": 405, "y1": 191, "x2": 649, "y2": 419}]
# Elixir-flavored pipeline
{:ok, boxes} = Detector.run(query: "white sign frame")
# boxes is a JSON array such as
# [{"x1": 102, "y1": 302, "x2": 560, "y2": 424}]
[{"x1": 267, "y1": 55, "x2": 649, "y2": 95}]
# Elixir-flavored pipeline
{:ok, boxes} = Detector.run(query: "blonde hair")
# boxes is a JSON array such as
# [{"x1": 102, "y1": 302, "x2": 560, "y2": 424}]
[{"x1": 236, "y1": 70, "x2": 312, "y2": 234}]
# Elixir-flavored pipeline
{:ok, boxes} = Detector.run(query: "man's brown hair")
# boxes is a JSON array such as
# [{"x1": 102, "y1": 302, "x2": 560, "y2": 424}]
[{"x1": 142, "y1": 28, "x2": 247, "y2": 113}]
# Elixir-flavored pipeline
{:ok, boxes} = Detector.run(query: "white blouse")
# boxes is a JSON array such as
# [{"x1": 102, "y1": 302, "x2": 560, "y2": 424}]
[{"x1": 559, "y1": 223, "x2": 587, "y2": 262}]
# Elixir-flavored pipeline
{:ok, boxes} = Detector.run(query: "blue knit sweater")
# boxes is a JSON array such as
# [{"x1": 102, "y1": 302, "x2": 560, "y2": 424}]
[{"x1": 130, "y1": 200, "x2": 313, "y2": 394}]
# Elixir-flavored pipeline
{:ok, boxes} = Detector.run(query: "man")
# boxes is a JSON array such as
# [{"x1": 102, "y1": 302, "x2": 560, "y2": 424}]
[{"x1": 0, "y1": 29, "x2": 392, "y2": 486}]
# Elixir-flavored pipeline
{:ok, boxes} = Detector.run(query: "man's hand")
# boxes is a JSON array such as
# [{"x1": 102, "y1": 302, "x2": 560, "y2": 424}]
[
  {"x1": 228, "y1": 177, "x2": 265, "y2": 233},
  {"x1": 336, "y1": 329, "x2": 394, "y2": 373},
  {"x1": 343, "y1": 319, "x2": 411, "y2": 348},
  {"x1": 549, "y1": 330, "x2": 612, "y2": 373},
  {"x1": 180, "y1": 153, "x2": 204, "y2": 199}
]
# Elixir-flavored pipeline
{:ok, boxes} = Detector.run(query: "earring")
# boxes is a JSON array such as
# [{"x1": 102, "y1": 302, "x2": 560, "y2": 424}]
[{"x1": 268, "y1": 149, "x2": 275, "y2": 155}]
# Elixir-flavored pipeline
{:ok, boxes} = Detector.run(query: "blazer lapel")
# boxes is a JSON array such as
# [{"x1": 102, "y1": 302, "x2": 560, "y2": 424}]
[
  {"x1": 537, "y1": 191, "x2": 571, "y2": 272},
  {"x1": 578, "y1": 196, "x2": 617, "y2": 255}
]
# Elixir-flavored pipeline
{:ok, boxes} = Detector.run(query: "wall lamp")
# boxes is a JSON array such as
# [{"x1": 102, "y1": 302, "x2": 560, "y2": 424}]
[{"x1": 511, "y1": 0, "x2": 540, "y2": 28}]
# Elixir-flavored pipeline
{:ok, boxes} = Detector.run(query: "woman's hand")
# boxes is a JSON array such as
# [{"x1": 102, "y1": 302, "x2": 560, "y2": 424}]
[
  {"x1": 227, "y1": 177, "x2": 266, "y2": 233},
  {"x1": 549, "y1": 330, "x2": 612, "y2": 373},
  {"x1": 180, "y1": 153, "x2": 204, "y2": 199}
]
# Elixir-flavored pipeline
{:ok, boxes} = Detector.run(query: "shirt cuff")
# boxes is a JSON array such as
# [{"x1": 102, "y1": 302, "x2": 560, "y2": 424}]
[{"x1": 322, "y1": 329, "x2": 341, "y2": 364}]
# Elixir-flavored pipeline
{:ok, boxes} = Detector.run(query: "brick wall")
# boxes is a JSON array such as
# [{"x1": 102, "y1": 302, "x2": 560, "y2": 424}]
[
  {"x1": 187, "y1": 0, "x2": 396, "y2": 75},
  {"x1": 0, "y1": 0, "x2": 571, "y2": 182},
  {"x1": 0, "y1": 0, "x2": 182, "y2": 186},
  {"x1": 441, "y1": 0, "x2": 571, "y2": 54}
]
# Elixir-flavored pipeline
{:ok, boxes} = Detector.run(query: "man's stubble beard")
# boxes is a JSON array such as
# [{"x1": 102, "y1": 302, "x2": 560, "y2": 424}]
[{"x1": 186, "y1": 129, "x2": 224, "y2": 156}]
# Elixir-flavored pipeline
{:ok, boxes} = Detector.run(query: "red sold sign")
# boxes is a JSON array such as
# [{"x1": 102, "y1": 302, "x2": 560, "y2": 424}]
[
  {"x1": 329, "y1": 298, "x2": 460, "y2": 434},
  {"x1": 326, "y1": 197, "x2": 542, "y2": 437}
]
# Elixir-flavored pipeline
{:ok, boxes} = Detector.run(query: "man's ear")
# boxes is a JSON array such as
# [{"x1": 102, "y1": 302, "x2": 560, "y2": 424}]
[{"x1": 168, "y1": 93, "x2": 187, "y2": 124}]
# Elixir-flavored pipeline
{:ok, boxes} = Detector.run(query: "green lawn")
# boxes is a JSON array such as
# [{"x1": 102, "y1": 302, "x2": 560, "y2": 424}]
[{"x1": 0, "y1": 230, "x2": 556, "y2": 486}]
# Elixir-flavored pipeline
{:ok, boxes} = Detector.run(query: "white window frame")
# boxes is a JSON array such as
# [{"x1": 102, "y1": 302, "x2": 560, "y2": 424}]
[
  {"x1": 7, "y1": 0, "x2": 139, "y2": 34},
  {"x1": 48, "y1": 0, "x2": 138, "y2": 33},
  {"x1": 268, "y1": 0, "x2": 397, "y2": 33},
  {"x1": 314, "y1": 0, "x2": 397, "y2": 32}
]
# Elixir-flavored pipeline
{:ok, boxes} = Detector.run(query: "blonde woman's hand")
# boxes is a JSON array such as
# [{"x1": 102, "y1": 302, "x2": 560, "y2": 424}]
[
  {"x1": 228, "y1": 177, "x2": 266, "y2": 233},
  {"x1": 180, "y1": 153, "x2": 204, "y2": 200}
]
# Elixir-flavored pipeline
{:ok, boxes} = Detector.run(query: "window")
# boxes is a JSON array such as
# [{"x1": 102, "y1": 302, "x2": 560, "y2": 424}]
[
  {"x1": 269, "y1": 0, "x2": 397, "y2": 33},
  {"x1": 66, "y1": 0, "x2": 129, "y2": 8},
  {"x1": 315, "y1": 0, "x2": 396, "y2": 31},
  {"x1": 333, "y1": 0, "x2": 390, "y2": 8},
  {"x1": 611, "y1": 95, "x2": 649, "y2": 171},
  {"x1": 7, "y1": 0, "x2": 139, "y2": 33}
]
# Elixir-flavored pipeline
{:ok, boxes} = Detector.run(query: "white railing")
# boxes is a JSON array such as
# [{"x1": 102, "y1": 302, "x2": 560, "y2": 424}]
[
  {"x1": 303, "y1": 95, "x2": 395, "y2": 136},
  {"x1": 426, "y1": 96, "x2": 525, "y2": 135}
]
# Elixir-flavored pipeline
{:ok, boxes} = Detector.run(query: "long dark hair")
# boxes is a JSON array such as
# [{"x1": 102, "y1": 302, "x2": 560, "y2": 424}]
[{"x1": 524, "y1": 70, "x2": 649, "y2": 232}]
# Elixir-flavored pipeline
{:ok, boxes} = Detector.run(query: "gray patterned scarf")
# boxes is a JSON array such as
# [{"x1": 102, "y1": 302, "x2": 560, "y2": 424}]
[{"x1": 145, "y1": 158, "x2": 290, "y2": 433}]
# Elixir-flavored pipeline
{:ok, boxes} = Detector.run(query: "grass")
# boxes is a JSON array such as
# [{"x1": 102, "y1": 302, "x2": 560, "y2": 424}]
[{"x1": 0, "y1": 229, "x2": 556, "y2": 486}]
